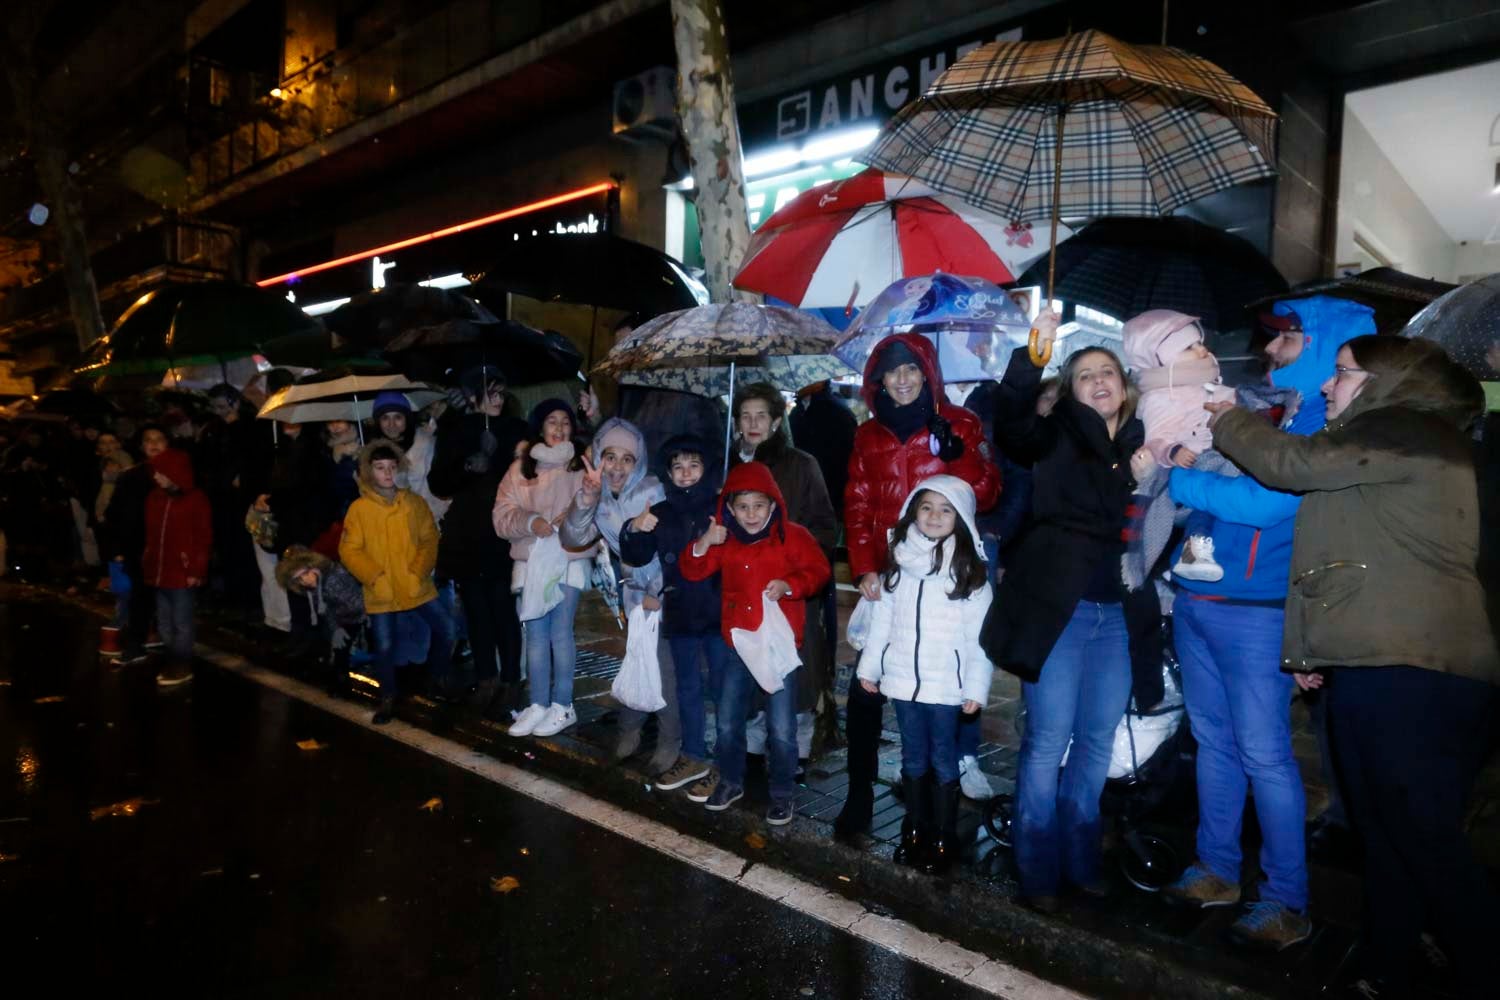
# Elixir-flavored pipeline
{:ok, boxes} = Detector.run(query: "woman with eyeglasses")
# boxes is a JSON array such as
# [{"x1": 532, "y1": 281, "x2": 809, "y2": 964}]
[{"x1": 1208, "y1": 334, "x2": 1498, "y2": 999}]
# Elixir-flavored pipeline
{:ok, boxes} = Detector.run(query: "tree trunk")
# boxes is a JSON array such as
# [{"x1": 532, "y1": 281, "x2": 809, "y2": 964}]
[
  {"x1": 669, "y1": 0, "x2": 754, "y2": 304},
  {"x1": 2, "y1": 11, "x2": 107, "y2": 351}
]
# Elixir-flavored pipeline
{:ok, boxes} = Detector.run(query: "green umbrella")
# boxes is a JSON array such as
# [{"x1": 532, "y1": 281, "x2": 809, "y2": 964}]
[{"x1": 73, "y1": 281, "x2": 326, "y2": 378}]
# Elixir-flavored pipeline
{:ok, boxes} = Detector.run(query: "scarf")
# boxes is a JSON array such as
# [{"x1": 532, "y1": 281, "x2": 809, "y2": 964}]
[
  {"x1": 726, "y1": 506, "x2": 778, "y2": 545},
  {"x1": 874, "y1": 384, "x2": 935, "y2": 443},
  {"x1": 530, "y1": 440, "x2": 575, "y2": 468},
  {"x1": 1133, "y1": 356, "x2": 1221, "y2": 394},
  {"x1": 892, "y1": 528, "x2": 954, "y2": 590}
]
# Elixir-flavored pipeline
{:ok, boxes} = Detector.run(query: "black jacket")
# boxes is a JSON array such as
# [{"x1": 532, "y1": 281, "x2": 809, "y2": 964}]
[
  {"x1": 268, "y1": 431, "x2": 338, "y2": 549},
  {"x1": 620, "y1": 471, "x2": 722, "y2": 639},
  {"x1": 980, "y1": 348, "x2": 1163, "y2": 706},
  {"x1": 429, "y1": 410, "x2": 529, "y2": 579},
  {"x1": 99, "y1": 461, "x2": 155, "y2": 569},
  {"x1": 788, "y1": 387, "x2": 857, "y2": 519}
]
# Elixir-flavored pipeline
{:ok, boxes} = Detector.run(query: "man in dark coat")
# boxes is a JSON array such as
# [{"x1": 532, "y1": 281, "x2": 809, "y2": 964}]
[
  {"x1": 789, "y1": 381, "x2": 857, "y2": 520},
  {"x1": 99, "y1": 424, "x2": 170, "y2": 663},
  {"x1": 429, "y1": 365, "x2": 530, "y2": 717}
]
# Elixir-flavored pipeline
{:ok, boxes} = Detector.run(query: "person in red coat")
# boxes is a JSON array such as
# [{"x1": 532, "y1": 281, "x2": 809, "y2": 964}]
[
  {"x1": 836, "y1": 332, "x2": 1002, "y2": 837},
  {"x1": 681, "y1": 461, "x2": 830, "y2": 826},
  {"x1": 141, "y1": 447, "x2": 212, "y2": 688}
]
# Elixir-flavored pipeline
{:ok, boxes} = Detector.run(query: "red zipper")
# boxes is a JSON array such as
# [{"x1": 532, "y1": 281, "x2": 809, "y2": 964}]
[{"x1": 1244, "y1": 529, "x2": 1260, "y2": 579}]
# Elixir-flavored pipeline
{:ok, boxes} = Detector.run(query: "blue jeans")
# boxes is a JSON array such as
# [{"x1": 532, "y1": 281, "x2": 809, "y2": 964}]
[
  {"x1": 670, "y1": 631, "x2": 729, "y2": 760},
  {"x1": 155, "y1": 588, "x2": 195, "y2": 666},
  {"x1": 1174, "y1": 596, "x2": 1307, "y2": 909},
  {"x1": 368, "y1": 598, "x2": 456, "y2": 696},
  {"x1": 717, "y1": 649, "x2": 798, "y2": 801},
  {"x1": 1015, "y1": 600, "x2": 1132, "y2": 898},
  {"x1": 524, "y1": 585, "x2": 580, "y2": 707},
  {"x1": 892, "y1": 699, "x2": 961, "y2": 784}
]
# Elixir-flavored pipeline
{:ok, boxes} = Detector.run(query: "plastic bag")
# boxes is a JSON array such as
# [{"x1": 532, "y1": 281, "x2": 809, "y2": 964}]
[
  {"x1": 518, "y1": 533, "x2": 568, "y2": 622},
  {"x1": 611, "y1": 604, "x2": 666, "y2": 712},
  {"x1": 730, "y1": 595, "x2": 803, "y2": 695},
  {"x1": 846, "y1": 597, "x2": 876, "y2": 651}
]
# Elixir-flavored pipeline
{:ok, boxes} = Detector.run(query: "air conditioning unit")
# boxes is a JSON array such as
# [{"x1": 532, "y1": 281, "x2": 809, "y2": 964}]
[{"x1": 612, "y1": 66, "x2": 676, "y2": 140}]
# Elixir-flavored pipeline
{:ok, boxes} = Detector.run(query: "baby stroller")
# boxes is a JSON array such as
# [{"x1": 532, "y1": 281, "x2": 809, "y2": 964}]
[{"x1": 983, "y1": 616, "x2": 1196, "y2": 891}]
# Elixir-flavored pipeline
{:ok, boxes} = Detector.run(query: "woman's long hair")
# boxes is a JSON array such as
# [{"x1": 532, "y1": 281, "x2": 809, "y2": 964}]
[
  {"x1": 1056, "y1": 346, "x2": 1139, "y2": 428},
  {"x1": 881, "y1": 490, "x2": 987, "y2": 600}
]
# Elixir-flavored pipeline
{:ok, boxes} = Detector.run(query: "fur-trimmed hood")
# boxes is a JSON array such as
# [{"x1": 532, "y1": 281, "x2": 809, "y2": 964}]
[{"x1": 356, "y1": 440, "x2": 408, "y2": 504}]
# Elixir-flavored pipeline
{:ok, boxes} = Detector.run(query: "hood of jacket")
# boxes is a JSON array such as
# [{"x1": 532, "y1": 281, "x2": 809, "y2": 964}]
[
  {"x1": 356, "y1": 440, "x2": 408, "y2": 504},
  {"x1": 1271, "y1": 295, "x2": 1374, "y2": 434},
  {"x1": 149, "y1": 447, "x2": 196, "y2": 491},
  {"x1": 860, "y1": 332, "x2": 944, "y2": 409},
  {"x1": 275, "y1": 545, "x2": 333, "y2": 593},
  {"x1": 717, "y1": 460, "x2": 790, "y2": 541},
  {"x1": 1331, "y1": 340, "x2": 1485, "y2": 432},
  {"x1": 658, "y1": 432, "x2": 722, "y2": 506},
  {"x1": 895, "y1": 474, "x2": 986, "y2": 561},
  {"x1": 1121, "y1": 310, "x2": 1203, "y2": 370},
  {"x1": 592, "y1": 417, "x2": 651, "y2": 497}
]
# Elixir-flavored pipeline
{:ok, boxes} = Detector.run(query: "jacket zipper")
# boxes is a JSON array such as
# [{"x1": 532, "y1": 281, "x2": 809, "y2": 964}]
[
  {"x1": 153, "y1": 496, "x2": 172, "y2": 588},
  {"x1": 1292, "y1": 560, "x2": 1369, "y2": 587},
  {"x1": 1244, "y1": 530, "x2": 1260, "y2": 579},
  {"x1": 911, "y1": 579, "x2": 924, "y2": 700},
  {"x1": 955, "y1": 649, "x2": 962, "y2": 691}
]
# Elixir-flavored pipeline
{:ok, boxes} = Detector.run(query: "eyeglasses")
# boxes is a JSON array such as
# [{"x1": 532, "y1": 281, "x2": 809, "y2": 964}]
[{"x1": 1334, "y1": 365, "x2": 1374, "y2": 380}]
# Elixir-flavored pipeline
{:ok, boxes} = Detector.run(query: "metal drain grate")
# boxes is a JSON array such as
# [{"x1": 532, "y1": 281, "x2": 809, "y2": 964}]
[{"x1": 574, "y1": 648, "x2": 623, "y2": 680}]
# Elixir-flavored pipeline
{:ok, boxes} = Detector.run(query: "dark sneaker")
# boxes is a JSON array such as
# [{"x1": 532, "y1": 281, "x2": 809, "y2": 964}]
[
  {"x1": 766, "y1": 799, "x2": 794, "y2": 826},
  {"x1": 372, "y1": 697, "x2": 397, "y2": 726},
  {"x1": 704, "y1": 782, "x2": 744, "y2": 812},
  {"x1": 685, "y1": 768, "x2": 719, "y2": 803},
  {"x1": 655, "y1": 756, "x2": 711, "y2": 791},
  {"x1": 155, "y1": 665, "x2": 193, "y2": 688},
  {"x1": 1161, "y1": 863, "x2": 1241, "y2": 908},
  {"x1": 1228, "y1": 901, "x2": 1312, "y2": 951}
]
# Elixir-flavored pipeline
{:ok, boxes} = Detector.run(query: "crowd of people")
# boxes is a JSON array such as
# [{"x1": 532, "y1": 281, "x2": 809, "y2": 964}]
[{"x1": 1, "y1": 298, "x2": 1496, "y2": 998}]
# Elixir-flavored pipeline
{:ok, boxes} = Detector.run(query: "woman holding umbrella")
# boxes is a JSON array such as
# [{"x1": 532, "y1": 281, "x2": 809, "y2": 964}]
[
  {"x1": 835, "y1": 333, "x2": 1000, "y2": 838},
  {"x1": 979, "y1": 313, "x2": 1161, "y2": 911}
]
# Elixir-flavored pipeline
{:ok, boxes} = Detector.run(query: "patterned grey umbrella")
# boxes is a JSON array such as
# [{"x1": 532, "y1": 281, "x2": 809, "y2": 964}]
[{"x1": 1400, "y1": 274, "x2": 1500, "y2": 410}]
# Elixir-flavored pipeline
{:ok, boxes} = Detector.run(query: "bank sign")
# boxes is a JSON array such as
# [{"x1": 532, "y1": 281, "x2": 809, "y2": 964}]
[{"x1": 738, "y1": 24, "x2": 1024, "y2": 150}]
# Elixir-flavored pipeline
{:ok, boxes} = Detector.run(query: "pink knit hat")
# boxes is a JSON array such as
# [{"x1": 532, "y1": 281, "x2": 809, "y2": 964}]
[{"x1": 1121, "y1": 310, "x2": 1204, "y2": 370}]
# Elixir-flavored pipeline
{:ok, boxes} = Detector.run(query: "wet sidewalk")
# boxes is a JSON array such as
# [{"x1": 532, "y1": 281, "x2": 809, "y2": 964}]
[{"x1": 21, "y1": 577, "x2": 1500, "y2": 1000}]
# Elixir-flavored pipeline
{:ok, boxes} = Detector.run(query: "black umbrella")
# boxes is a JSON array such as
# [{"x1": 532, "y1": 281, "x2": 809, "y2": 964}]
[
  {"x1": 33, "y1": 388, "x2": 119, "y2": 419},
  {"x1": 322, "y1": 283, "x2": 496, "y2": 352},
  {"x1": 475, "y1": 233, "x2": 709, "y2": 318},
  {"x1": 1247, "y1": 266, "x2": 1456, "y2": 338},
  {"x1": 72, "y1": 280, "x2": 326, "y2": 377},
  {"x1": 1014, "y1": 217, "x2": 1288, "y2": 333},
  {"x1": 383, "y1": 319, "x2": 582, "y2": 386}
]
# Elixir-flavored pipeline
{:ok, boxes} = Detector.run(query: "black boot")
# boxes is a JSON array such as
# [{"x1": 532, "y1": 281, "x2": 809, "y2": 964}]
[
  {"x1": 923, "y1": 780, "x2": 961, "y2": 875},
  {"x1": 833, "y1": 678, "x2": 885, "y2": 838},
  {"x1": 892, "y1": 775, "x2": 927, "y2": 867},
  {"x1": 372, "y1": 696, "x2": 397, "y2": 726}
]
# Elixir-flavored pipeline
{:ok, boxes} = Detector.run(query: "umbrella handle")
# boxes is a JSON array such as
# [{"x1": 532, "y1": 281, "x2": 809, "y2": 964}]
[{"x1": 1028, "y1": 327, "x2": 1053, "y2": 367}]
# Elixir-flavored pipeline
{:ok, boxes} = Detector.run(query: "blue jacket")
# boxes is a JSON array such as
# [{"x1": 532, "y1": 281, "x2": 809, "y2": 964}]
[
  {"x1": 1169, "y1": 295, "x2": 1374, "y2": 600},
  {"x1": 619, "y1": 434, "x2": 723, "y2": 638}
]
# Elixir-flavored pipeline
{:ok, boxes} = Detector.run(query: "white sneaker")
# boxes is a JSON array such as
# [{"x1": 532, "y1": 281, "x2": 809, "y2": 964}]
[
  {"x1": 532, "y1": 702, "x2": 577, "y2": 737},
  {"x1": 1172, "y1": 536, "x2": 1225, "y2": 582},
  {"x1": 509, "y1": 703, "x2": 548, "y2": 737},
  {"x1": 959, "y1": 755, "x2": 995, "y2": 800}
]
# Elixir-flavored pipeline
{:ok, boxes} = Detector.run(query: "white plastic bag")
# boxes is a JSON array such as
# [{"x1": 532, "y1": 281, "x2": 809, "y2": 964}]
[
  {"x1": 518, "y1": 533, "x2": 568, "y2": 622},
  {"x1": 730, "y1": 595, "x2": 803, "y2": 694},
  {"x1": 611, "y1": 604, "x2": 666, "y2": 712},
  {"x1": 846, "y1": 597, "x2": 876, "y2": 652}
]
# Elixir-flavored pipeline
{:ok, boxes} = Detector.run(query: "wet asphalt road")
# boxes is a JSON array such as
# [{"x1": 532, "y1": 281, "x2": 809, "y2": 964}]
[{"x1": 0, "y1": 587, "x2": 994, "y2": 999}]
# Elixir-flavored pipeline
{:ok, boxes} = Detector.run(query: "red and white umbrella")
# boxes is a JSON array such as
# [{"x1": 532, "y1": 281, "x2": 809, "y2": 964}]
[{"x1": 732, "y1": 167, "x2": 1070, "y2": 309}]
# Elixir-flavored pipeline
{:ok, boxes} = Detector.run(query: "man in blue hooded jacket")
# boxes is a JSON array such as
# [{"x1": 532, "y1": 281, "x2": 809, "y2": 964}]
[{"x1": 1158, "y1": 295, "x2": 1374, "y2": 950}]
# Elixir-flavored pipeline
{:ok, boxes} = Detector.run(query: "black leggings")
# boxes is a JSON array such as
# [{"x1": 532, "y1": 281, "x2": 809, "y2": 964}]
[{"x1": 457, "y1": 572, "x2": 521, "y2": 682}]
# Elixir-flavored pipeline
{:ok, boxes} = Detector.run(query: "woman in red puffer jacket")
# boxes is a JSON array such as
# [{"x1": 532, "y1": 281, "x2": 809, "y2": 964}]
[{"x1": 835, "y1": 332, "x2": 1001, "y2": 837}]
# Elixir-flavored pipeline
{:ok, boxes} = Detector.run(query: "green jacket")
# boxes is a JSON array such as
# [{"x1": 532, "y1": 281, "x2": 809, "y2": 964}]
[{"x1": 1213, "y1": 347, "x2": 1497, "y2": 685}]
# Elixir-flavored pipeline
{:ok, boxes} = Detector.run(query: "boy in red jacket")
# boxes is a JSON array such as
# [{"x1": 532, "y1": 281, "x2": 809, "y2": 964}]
[
  {"x1": 680, "y1": 461, "x2": 829, "y2": 825},
  {"x1": 142, "y1": 448, "x2": 212, "y2": 688}
]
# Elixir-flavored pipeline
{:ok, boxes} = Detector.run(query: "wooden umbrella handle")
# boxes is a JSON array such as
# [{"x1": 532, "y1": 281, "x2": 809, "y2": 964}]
[{"x1": 1028, "y1": 327, "x2": 1053, "y2": 367}]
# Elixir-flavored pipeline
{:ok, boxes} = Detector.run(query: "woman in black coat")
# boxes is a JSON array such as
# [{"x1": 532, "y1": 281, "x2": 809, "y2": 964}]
[{"x1": 981, "y1": 321, "x2": 1162, "y2": 911}]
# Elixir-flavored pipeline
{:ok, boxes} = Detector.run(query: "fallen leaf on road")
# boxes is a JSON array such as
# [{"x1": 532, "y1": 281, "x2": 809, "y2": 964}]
[
  {"x1": 0, "y1": 852, "x2": 18, "y2": 863},
  {"x1": 519, "y1": 847, "x2": 530, "y2": 856},
  {"x1": 490, "y1": 875, "x2": 521, "y2": 894},
  {"x1": 90, "y1": 797, "x2": 158, "y2": 820},
  {"x1": 419, "y1": 797, "x2": 443, "y2": 812},
  {"x1": 744, "y1": 832, "x2": 767, "y2": 850},
  {"x1": 33, "y1": 696, "x2": 65, "y2": 704},
  {"x1": 296, "y1": 739, "x2": 329, "y2": 751}
]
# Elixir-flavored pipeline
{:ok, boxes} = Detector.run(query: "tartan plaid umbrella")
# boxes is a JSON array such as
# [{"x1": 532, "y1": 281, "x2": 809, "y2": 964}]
[{"x1": 865, "y1": 29, "x2": 1278, "y2": 364}]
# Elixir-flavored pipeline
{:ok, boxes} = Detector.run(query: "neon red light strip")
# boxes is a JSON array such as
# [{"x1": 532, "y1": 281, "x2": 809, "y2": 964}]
[{"x1": 255, "y1": 181, "x2": 616, "y2": 286}]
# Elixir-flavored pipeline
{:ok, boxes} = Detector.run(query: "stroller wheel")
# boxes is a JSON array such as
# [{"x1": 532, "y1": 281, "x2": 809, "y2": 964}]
[
  {"x1": 982, "y1": 793, "x2": 1014, "y2": 848},
  {"x1": 1118, "y1": 829, "x2": 1180, "y2": 892}
]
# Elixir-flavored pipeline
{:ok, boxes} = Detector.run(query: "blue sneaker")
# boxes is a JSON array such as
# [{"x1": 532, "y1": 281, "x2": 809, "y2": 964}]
[
  {"x1": 1161, "y1": 863, "x2": 1240, "y2": 908},
  {"x1": 766, "y1": 799, "x2": 794, "y2": 826},
  {"x1": 1229, "y1": 900, "x2": 1312, "y2": 951},
  {"x1": 705, "y1": 782, "x2": 744, "y2": 812}
]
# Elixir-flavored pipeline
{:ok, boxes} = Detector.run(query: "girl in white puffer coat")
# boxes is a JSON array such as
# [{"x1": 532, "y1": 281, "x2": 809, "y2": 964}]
[{"x1": 857, "y1": 474, "x2": 994, "y2": 874}]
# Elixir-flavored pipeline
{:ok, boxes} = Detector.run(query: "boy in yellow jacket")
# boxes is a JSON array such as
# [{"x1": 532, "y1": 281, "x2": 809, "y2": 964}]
[{"x1": 339, "y1": 441, "x2": 455, "y2": 724}]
